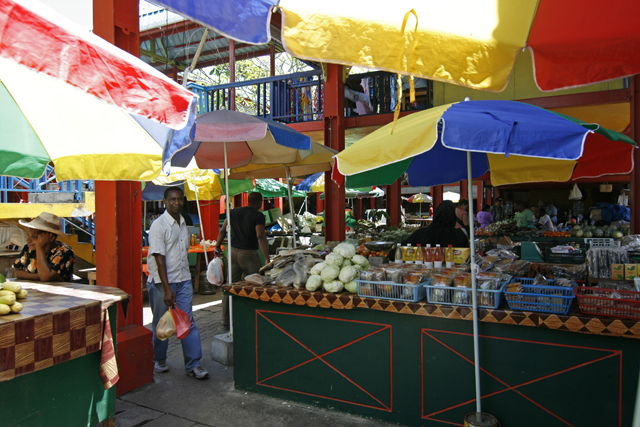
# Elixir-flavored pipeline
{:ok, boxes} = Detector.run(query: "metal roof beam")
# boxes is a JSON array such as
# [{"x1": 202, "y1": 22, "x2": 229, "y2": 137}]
[{"x1": 140, "y1": 20, "x2": 201, "y2": 42}]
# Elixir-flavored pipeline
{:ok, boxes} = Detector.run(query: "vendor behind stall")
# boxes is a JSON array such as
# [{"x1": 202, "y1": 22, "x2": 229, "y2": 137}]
[
  {"x1": 394, "y1": 201, "x2": 469, "y2": 258},
  {"x1": 13, "y1": 212, "x2": 75, "y2": 282}
]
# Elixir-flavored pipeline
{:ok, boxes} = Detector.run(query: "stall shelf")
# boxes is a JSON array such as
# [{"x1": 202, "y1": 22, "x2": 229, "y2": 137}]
[
  {"x1": 0, "y1": 282, "x2": 129, "y2": 427},
  {"x1": 226, "y1": 283, "x2": 640, "y2": 427}
]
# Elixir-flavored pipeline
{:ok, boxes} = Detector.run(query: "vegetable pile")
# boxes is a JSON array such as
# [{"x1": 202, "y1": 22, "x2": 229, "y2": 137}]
[
  {"x1": 306, "y1": 242, "x2": 371, "y2": 294},
  {"x1": 0, "y1": 276, "x2": 27, "y2": 315}
]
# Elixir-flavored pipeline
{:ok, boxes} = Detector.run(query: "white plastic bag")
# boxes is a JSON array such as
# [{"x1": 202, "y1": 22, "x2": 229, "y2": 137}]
[
  {"x1": 568, "y1": 184, "x2": 582, "y2": 201},
  {"x1": 206, "y1": 257, "x2": 224, "y2": 285}
]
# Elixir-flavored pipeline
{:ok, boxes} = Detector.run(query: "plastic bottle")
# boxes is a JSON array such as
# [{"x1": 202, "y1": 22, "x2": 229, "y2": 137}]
[
  {"x1": 445, "y1": 244, "x2": 455, "y2": 268},
  {"x1": 433, "y1": 244, "x2": 444, "y2": 268},
  {"x1": 394, "y1": 245, "x2": 403, "y2": 264},
  {"x1": 424, "y1": 244, "x2": 434, "y2": 268},
  {"x1": 414, "y1": 244, "x2": 424, "y2": 265},
  {"x1": 405, "y1": 244, "x2": 415, "y2": 264}
]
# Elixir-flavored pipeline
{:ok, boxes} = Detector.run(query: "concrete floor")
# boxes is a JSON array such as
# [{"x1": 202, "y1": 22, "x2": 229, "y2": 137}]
[{"x1": 114, "y1": 288, "x2": 406, "y2": 427}]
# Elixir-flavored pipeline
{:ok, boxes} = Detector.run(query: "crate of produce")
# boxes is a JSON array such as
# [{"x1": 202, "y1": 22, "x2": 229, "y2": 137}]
[
  {"x1": 573, "y1": 286, "x2": 640, "y2": 320},
  {"x1": 504, "y1": 280, "x2": 575, "y2": 314},
  {"x1": 356, "y1": 279, "x2": 426, "y2": 303},
  {"x1": 584, "y1": 238, "x2": 620, "y2": 248},
  {"x1": 424, "y1": 282, "x2": 507, "y2": 309},
  {"x1": 544, "y1": 247, "x2": 586, "y2": 264}
]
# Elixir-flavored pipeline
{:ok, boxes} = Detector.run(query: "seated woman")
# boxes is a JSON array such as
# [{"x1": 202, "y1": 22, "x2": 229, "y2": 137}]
[{"x1": 13, "y1": 212, "x2": 75, "y2": 282}]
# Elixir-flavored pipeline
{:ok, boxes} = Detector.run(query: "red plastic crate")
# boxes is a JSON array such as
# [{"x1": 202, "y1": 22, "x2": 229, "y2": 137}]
[{"x1": 573, "y1": 286, "x2": 640, "y2": 320}]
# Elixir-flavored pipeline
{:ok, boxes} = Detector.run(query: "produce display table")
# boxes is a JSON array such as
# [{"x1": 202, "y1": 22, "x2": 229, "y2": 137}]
[
  {"x1": 226, "y1": 283, "x2": 640, "y2": 427},
  {"x1": 0, "y1": 281, "x2": 129, "y2": 427}
]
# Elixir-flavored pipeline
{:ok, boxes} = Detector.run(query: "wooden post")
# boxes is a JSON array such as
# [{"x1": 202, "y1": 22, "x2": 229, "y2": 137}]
[{"x1": 323, "y1": 64, "x2": 346, "y2": 241}]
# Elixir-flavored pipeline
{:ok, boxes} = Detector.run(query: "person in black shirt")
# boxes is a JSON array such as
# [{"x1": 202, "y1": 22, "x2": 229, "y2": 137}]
[
  {"x1": 401, "y1": 200, "x2": 469, "y2": 249},
  {"x1": 216, "y1": 192, "x2": 270, "y2": 326}
]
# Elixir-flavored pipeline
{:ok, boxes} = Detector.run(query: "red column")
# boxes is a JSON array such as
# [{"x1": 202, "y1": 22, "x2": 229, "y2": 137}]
[
  {"x1": 324, "y1": 64, "x2": 346, "y2": 241},
  {"x1": 370, "y1": 197, "x2": 376, "y2": 210},
  {"x1": 229, "y1": 39, "x2": 236, "y2": 111},
  {"x1": 316, "y1": 193, "x2": 324, "y2": 213},
  {"x1": 355, "y1": 198, "x2": 363, "y2": 220},
  {"x1": 485, "y1": 185, "x2": 492, "y2": 207},
  {"x1": 631, "y1": 75, "x2": 640, "y2": 233},
  {"x1": 460, "y1": 179, "x2": 469, "y2": 200},
  {"x1": 432, "y1": 185, "x2": 443, "y2": 208},
  {"x1": 233, "y1": 194, "x2": 243, "y2": 208},
  {"x1": 199, "y1": 201, "x2": 220, "y2": 241},
  {"x1": 476, "y1": 181, "x2": 483, "y2": 213},
  {"x1": 386, "y1": 180, "x2": 402, "y2": 226},
  {"x1": 270, "y1": 44, "x2": 276, "y2": 77},
  {"x1": 93, "y1": 0, "x2": 152, "y2": 396}
]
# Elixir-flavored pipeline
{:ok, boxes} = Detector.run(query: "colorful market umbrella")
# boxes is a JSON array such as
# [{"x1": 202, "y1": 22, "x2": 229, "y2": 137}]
[
  {"x1": 332, "y1": 99, "x2": 636, "y2": 417},
  {"x1": 155, "y1": 0, "x2": 640, "y2": 93},
  {"x1": 405, "y1": 193, "x2": 432, "y2": 216},
  {"x1": 251, "y1": 179, "x2": 306, "y2": 198},
  {"x1": 0, "y1": 0, "x2": 197, "y2": 181},
  {"x1": 333, "y1": 101, "x2": 636, "y2": 189},
  {"x1": 279, "y1": 0, "x2": 640, "y2": 92}
]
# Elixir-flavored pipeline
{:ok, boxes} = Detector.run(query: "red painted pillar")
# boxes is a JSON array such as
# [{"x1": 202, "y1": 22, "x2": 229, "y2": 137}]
[
  {"x1": 233, "y1": 194, "x2": 243, "y2": 208},
  {"x1": 324, "y1": 64, "x2": 346, "y2": 241},
  {"x1": 476, "y1": 181, "x2": 483, "y2": 213},
  {"x1": 199, "y1": 201, "x2": 220, "y2": 241},
  {"x1": 386, "y1": 180, "x2": 402, "y2": 226},
  {"x1": 485, "y1": 185, "x2": 492, "y2": 207},
  {"x1": 432, "y1": 185, "x2": 443, "y2": 209},
  {"x1": 229, "y1": 39, "x2": 236, "y2": 111},
  {"x1": 631, "y1": 75, "x2": 640, "y2": 234},
  {"x1": 460, "y1": 179, "x2": 469, "y2": 200},
  {"x1": 270, "y1": 44, "x2": 276, "y2": 77},
  {"x1": 93, "y1": 0, "x2": 152, "y2": 396},
  {"x1": 370, "y1": 197, "x2": 376, "y2": 210},
  {"x1": 355, "y1": 198, "x2": 363, "y2": 220}
]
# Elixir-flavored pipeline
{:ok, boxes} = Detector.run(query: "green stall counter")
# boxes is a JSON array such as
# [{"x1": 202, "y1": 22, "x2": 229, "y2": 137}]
[
  {"x1": 226, "y1": 283, "x2": 640, "y2": 427},
  {"x1": 0, "y1": 282, "x2": 129, "y2": 427}
]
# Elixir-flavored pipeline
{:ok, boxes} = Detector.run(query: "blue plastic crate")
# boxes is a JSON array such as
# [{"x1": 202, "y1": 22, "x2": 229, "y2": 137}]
[
  {"x1": 424, "y1": 281, "x2": 507, "y2": 309},
  {"x1": 504, "y1": 282, "x2": 574, "y2": 314},
  {"x1": 356, "y1": 279, "x2": 426, "y2": 302}
]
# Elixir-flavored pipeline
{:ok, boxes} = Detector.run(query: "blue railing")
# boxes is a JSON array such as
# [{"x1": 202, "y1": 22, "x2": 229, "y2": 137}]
[
  {"x1": 0, "y1": 166, "x2": 90, "y2": 203},
  {"x1": 187, "y1": 70, "x2": 426, "y2": 122}
]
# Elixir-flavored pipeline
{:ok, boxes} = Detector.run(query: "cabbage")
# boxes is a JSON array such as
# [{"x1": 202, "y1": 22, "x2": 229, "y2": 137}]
[
  {"x1": 342, "y1": 259, "x2": 352, "y2": 268},
  {"x1": 321, "y1": 265, "x2": 340, "y2": 282},
  {"x1": 352, "y1": 264, "x2": 363, "y2": 271},
  {"x1": 325, "y1": 253, "x2": 344, "y2": 266},
  {"x1": 310, "y1": 262, "x2": 327, "y2": 276},
  {"x1": 334, "y1": 242, "x2": 356, "y2": 259},
  {"x1": 339, "y1": 266, "x2": 357, "y2": 283},
  {"x1": 344, "y1": 280, "x2": 358, "y2": 294},
  {"x1": 351, "y1": 254, "x2": 368, "y2": 266},
  {"x1": 305, "y1": 275, "x2": 323, "y2": 292},
  {"x1": 323, "y1": 280, "x2": 344, "y2": 293}
]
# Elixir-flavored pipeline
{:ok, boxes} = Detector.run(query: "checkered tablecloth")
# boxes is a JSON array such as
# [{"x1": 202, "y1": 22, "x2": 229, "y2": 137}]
[{"x1": 0, "y1": 282, "x2": 129, "y2": 388}]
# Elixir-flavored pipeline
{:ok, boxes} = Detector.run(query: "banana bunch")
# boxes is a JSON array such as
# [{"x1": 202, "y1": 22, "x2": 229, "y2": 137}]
[{"x1": 0, "y1": 278, "x2": 27, "y2": 315}]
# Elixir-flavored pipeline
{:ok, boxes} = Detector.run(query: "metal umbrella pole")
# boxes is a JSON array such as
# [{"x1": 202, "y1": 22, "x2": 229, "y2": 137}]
[
  {"x1": 285, "y1": 167, "x2": 298, "y2": 248},
  {"x1": 467, "y1": 151, "x2": 482, "y2": 422},
  {"x1": 223, "y1": 142, "x2": 234, "y2": 336},
  {"x1": 193, "y1": 178, "x2": 209, "y2": 265}
]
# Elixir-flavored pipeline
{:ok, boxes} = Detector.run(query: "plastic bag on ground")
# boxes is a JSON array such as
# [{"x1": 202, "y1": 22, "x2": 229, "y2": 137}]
[
  {"x1": 156, "y1": 310, "x2": 176, "y2": 341},
  {"x1": 207, "y1": 257, "x2": 224, "y2": 285},
  {"x1": 170, "y1": 306, "x2": 191, "y2": 340}
]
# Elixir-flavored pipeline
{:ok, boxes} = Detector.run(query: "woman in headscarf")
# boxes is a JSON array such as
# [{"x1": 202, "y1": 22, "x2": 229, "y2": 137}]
[{"x1": 401, "y1": 201, "x2": 470, "y2": 248}]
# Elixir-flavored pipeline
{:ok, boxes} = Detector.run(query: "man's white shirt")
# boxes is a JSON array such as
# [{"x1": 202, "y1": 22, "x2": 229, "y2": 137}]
[{"x1": 147, "y1": 210, "x2": 191, "y2": 284}]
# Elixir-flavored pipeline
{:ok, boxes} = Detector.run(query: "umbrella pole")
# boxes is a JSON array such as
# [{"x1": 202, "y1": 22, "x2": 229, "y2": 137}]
[
  {"x1": 223, "y1": 142, "x2": 234, "y2": 337},
  {"x1": 467, "y1": 152, "x2": 482, "y2": 419},
  {"x1": 286, "y1": 167, "x2": 297, "y2": 248},
  {"x1": 193, "y1": 179, "x2": 209, "y2": 265}
]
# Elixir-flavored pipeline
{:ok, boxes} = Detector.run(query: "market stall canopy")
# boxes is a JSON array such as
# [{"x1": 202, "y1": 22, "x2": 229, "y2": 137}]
[
  {"x1": 227, "y1": 142, "x2": 337, "y2": 180},
  {"x1": 319, "y1": 187, "x2": 384, "y2": 200},
  {"x1": 295, "y1": 172, "x2": 374, "y2": 193},
  {"x1": 142, "y1": 167, "x2": 255, "y2": 202},
  {"x1": 154, "y1": 0, "x2": 640, "y2": 92},
  {"x1": 0, "y1": 0, "x2": 197, "y2": 181},
  {"x1": 251, "y1": 179, "x2": 306, "y2": 198},
  {"x1": 333, "y1": 100, "x2": 636, "y2": 188},
  {"x1": 170, "y1": 109, "x2": 311, "y2": 170}
]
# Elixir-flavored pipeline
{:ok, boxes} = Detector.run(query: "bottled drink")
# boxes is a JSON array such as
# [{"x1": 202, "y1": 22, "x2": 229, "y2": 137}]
[
  {"x1": 414, "y1": 244, "x2": 424, "y2": 265},
  {"x1": 405, "y1": 244, "x2": 415, "y2": 264},
  {"x1": 433, "y1": 244, "x2": 444, "y2": 268},
  {"x1": 394, "y1": 245, "x2": 403, "y2": 264},
  {"x1": 445, "y1": 245, "x2": 455, "y2": 268},
  {"x1": 424, "y1": 244, "x2": 434, "y2": 268}
]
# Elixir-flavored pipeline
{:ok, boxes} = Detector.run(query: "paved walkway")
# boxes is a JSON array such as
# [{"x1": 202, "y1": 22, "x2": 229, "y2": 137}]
[{"x1": 115, "y1": 289, "x2": 405, "y2": 427}]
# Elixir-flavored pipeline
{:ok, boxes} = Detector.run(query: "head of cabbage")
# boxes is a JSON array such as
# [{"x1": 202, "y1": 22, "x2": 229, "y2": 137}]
[
  {"x1": 320, "y1": 265, "x2": 340, "y2": 282},
  {"x1": 339, "y1": 266, "x2": 357, "y2": 284},
  {"x1": 333, "y1": 242, "x2": 356, "y2": 259},
  {"x1": 305, "y1": 275, "x2": 323, "y2": 292},
  {"x1": 323, "y1": 280, "x2": 344, "y2": 293}
]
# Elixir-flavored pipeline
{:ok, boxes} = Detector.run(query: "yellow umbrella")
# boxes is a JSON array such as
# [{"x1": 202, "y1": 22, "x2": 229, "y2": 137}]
[{"x1": 152, "y1": 169, "x2": 224, "y2": 201}]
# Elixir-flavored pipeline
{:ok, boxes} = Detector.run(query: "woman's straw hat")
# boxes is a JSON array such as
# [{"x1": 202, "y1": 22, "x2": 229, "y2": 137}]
[{"x1": 19, "y1": 212, "x2": 69, "y2": 236}]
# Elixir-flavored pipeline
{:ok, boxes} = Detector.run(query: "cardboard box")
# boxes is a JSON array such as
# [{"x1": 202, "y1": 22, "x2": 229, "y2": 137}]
[
  {"x1": 611, "y1": 264, "x2": 625, "y2": 280},
  {"x1": 625, "y1": 264, "x2": 637, "y2": 280}
]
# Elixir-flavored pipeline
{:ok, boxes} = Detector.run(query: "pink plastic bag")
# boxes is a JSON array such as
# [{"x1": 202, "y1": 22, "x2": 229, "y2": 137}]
[{"x1": 170, "y1": 306, "x2": 191, "y2": 340}]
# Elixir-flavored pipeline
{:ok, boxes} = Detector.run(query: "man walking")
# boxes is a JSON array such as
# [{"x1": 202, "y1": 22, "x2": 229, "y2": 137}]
[
  {"x1": 147, "y1": 186, "x2": 209, "y2": 379},
  {"x1": 216, "y1": 192, "x2": 270, "y2": 327},
  {"x1": 490, "y1": 197, "x2": 505, "y2": 222}
]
